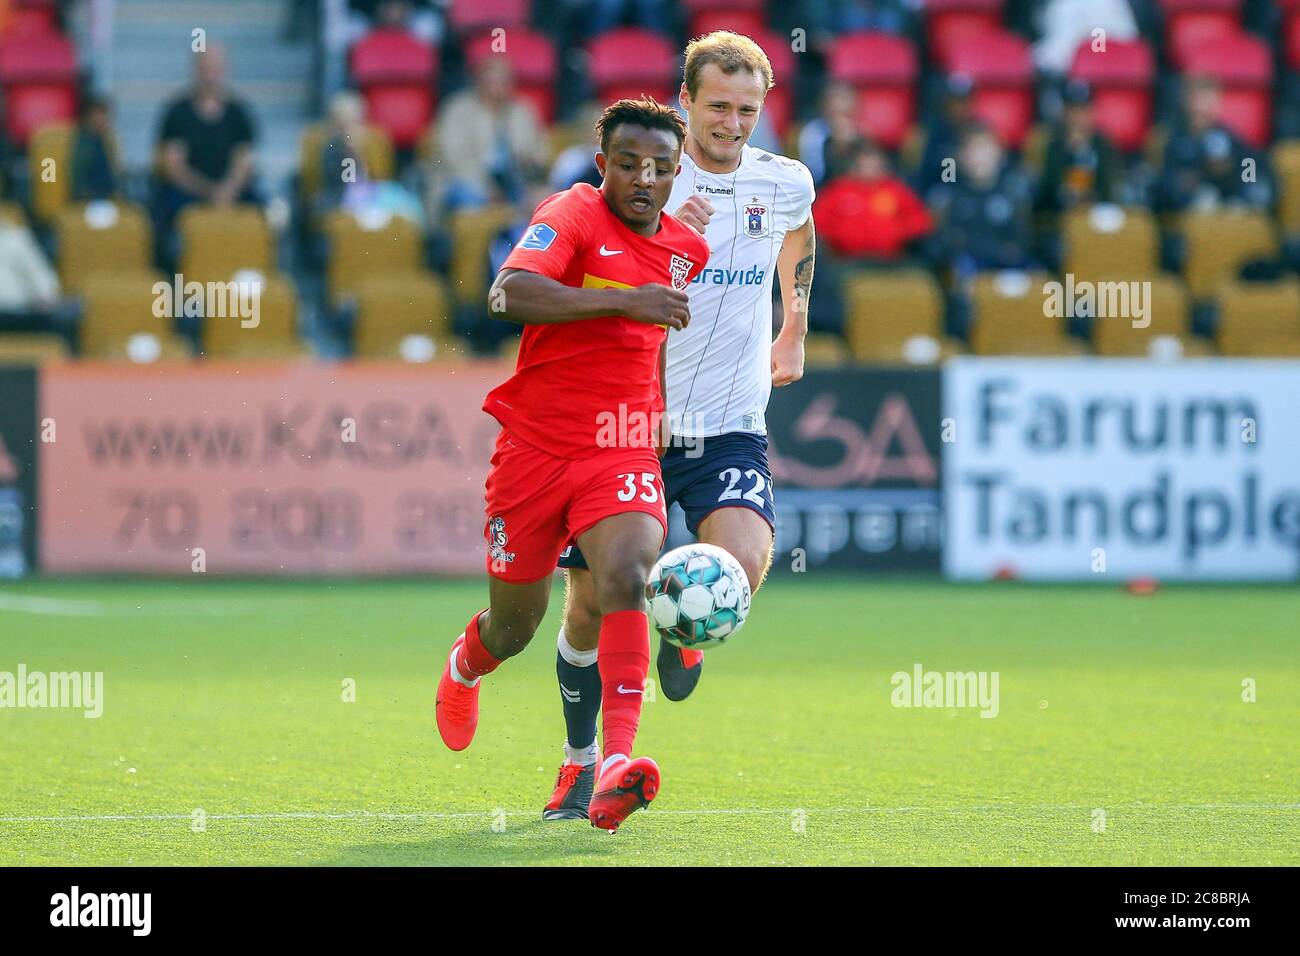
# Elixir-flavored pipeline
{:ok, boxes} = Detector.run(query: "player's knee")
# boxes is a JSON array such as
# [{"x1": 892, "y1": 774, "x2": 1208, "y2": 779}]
[
  {"x1": 484, "y1": 606, "x2": 546, "y2": 658},
  {"x1": 737, "y1": 541, "x2": 773, "y2": 594},
  {"x1": 594, "y1": 561, "x2": 652, "y2": 615},
  {"x1": 564, "y1": 599, "x2": 601, "y2": 650}
]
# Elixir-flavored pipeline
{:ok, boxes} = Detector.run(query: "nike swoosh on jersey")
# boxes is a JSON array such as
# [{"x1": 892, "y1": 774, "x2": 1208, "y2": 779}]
[{"x1": 598, "y1": 245, "x2": 623, "y2": 256}]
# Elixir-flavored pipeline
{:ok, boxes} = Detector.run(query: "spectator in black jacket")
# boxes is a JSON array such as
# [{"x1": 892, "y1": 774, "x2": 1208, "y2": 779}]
[{"x1": 1036, "y1": 80, "x2": 1119, "y2": 215}]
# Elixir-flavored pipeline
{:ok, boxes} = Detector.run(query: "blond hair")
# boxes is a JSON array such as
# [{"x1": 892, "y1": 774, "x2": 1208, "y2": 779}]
[{"x1": 683, "y1": 31, "x2": 774, "y2": 97}]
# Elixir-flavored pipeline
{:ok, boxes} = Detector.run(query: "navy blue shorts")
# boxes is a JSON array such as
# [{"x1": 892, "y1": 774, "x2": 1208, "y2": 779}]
[{"x1": 558, "y1": 432, "x2": 775, "y2": 570}]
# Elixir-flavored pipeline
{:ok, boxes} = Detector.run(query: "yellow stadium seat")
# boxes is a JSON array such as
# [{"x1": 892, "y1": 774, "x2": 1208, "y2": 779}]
[
  {"x1": 178, "y1": 205, "x2": 273, "y2": 282},
  {"x1": 55, "y1": 201, "x2": 153, "y2": 292},
  {"x1": 352, "y1": 274, "x2": 452, "y2": 358},
  {"x1": 1084, "y1": 273, "x2": 1213, "y2": 356},
  {"x1": 843, "y1": 269, "x2": 953, "y2": 363},
  {"x1": 298, "y1": 122, "x2": 396, "y2": 204},
  {"x1": 29, "y1": 123, "x2": 123, "y2": 224},
  {"x1": 200, "y1": 273, "x2": 305, "y2": 358},
  {"x1": 0, "y1": 201, "x2": 25, "y2": 225},
  {"x1": 1217, "y1": 280, "x2": 1300, "y2": 356},
  {"x1": 1181, "y1": 210, "x2": 1276, "y2": 299},
  {"x1": 78, "y1": 276, "x2": 191, "y2": 359},
  {"x1": 1275, "y1": 140, "x2": 1300, "y2": 236},
  {"x1": 970, "y1": 271, "x2": 1087, "y2": 356},
  {"x1": 325, "y1": 210, "x2": 424, "y2": 305},
  {"x1": 1062, "y1": 205, "x2": 1159, "y2": 279},
  {"x1": 802, "y1": 332, "x2": 851, "y2": 367},
  {"x1": 0, "y1": 333, "x2": 70, "y2": 363},
  {"x1": 450, "y1": 205, "x2": 516, "y2": 308}
]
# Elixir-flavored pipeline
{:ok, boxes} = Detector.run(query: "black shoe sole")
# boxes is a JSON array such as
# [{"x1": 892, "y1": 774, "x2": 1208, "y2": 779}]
[{"x1": 656, "y1": 637, "x2": 703, "y2": 701}]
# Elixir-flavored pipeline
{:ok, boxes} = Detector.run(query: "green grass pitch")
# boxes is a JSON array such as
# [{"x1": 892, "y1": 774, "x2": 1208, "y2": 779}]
[{"x1": 1, "y1": 576, "x2": 1296, "y2": 866}]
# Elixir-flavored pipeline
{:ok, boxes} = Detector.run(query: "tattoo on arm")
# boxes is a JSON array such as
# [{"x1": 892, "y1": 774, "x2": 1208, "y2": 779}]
[{"x1": 793, "y1": 226, "x2": 815, "y2": 317}]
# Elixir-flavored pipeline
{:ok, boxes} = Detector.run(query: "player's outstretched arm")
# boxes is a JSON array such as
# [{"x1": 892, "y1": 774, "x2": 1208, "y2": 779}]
[
  {"x1": 773, "y1": 214, "x2": 815, "y2": 387},
  {"x1": 489, "y1": 269, "x2": 692, "y2": 329}
]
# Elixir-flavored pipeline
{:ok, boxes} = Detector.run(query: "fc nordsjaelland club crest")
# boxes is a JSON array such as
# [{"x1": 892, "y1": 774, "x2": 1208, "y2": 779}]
[{"x1": 669, "y1": 254, "x2": 693, "y2": 291}]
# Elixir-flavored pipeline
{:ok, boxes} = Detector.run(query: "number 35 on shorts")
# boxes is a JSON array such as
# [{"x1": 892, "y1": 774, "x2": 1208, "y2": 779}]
[{"x1": 616, "y1": 471, "x2": 662, "y2": 503}]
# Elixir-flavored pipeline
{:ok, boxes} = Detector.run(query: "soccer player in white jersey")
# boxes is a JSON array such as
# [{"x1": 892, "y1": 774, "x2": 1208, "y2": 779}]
[{"x1": 542, "y1": 31, "x2": 816, "y2": 820}]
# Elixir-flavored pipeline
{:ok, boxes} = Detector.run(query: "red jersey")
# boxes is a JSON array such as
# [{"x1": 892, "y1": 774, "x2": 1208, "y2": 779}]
[{"x1": 484, "y1": 183, "x2": 709, "y2": 459}]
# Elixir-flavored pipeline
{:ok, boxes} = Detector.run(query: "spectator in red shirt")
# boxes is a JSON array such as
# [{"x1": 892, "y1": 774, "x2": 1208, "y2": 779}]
[{"x1": 815, "y1": 139, "x2": 933, "y2": 260}]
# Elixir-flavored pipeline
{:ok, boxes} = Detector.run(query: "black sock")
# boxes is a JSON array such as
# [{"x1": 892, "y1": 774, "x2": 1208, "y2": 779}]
[{"x1": 556, "y1": 642, "x2": 602, "y2": 752}]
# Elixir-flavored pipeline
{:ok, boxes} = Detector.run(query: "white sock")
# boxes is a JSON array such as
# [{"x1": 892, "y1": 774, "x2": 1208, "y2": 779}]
[
  {"x1": 600, "y1": 753, "x2": 628, "y2": 776},
  {"x1": 564, "y1": 741, "x2": 600, "y2": 767},
  {"x1": 448, "y1": 643, "x2": 480, "y2": 688},
  {"x1": 557, "y1": 627, "x2": 598, "y2": 667}
]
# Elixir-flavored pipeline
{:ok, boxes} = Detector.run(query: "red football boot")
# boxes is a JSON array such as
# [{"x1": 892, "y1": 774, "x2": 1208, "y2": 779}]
[
  {"x1": 589, "y1": 756, "x2": 661, "y2": 832},
  {"x1": 435, "y1": 635, "x2": 480, "y2": 751}
]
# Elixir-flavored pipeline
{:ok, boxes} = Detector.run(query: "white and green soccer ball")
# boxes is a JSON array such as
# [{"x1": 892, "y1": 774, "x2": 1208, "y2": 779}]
[{"x1": 646, "y1": 543, "x2": 751, "y2": 649}]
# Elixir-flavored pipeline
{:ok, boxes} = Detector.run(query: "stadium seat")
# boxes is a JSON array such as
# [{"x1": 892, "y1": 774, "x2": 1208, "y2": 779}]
[
  {"x1": 0, "y1": 333, "x2": 68, "y2": 363},
  {"x1": 1180, "y1": 210, "x2": 1277, "y2": 298},
  {"x1": 828, "y1": 32, "x2": 918, "y2": 151},
  {"x1": 325, "y1": 210, "x2": 424, "y2": 305},
  {"x1": 1087, "y1": 274, "x2": 1209, "y2": 356},
  {"x1": 1160, "y1": 0, "x2": 1241, "y2": 69},
  {"x1": 588, "y1": 28, "x2": 677, "y2": 105},
  {"x1": 843, "y1": 269, "x2": 955, "y2": 363},
  {"x1": 0, "y1": 28, "x2": 77, "y2": 145},
  {"x1": 946, "y1": 29, "x2": 1035, "y2": 149},
  {"x1": 1285, "y1": 0, "x2": 1300, "y2": 70},
  {"x1": 1069, "y1": 39, "x2": 1155, "y2": 153},
  {"x1": 801, "y1": 332, "x2": 851, "y2": 367},
  {"x1": 201, "y1": 273, "x2": 305, "y2": 359},
  {"x1": 449, "y1": 205, "x2": 516, "y2": 308},
  {"x1": 924, "y1": 0, "x2": 1004, "y2": 69},
  {"x1": 970, "y1": 272, "x2": 1087, "y2": 355},
  {"x1": 351, "y1": 274, "x2": 454, "y2": 358},
  {"x1": 685, "y1": 6, "x2": 768, "y2": 40},
  {"x1": 0, "y1": 201, "x2": 25, "y2": 225},
  {"x1": 3, "y1": 0, "x2": 59, "y2": 38},
  {"x1": 1062, "y1": 205, "x2": 1159, "y2": 279},
  {"x1": 746, "y1": 27, "x2": 797, "y2": 140},
  {"x1": 55, "y1": 201, "x2": 153, "y2": 292},
  {"x1": 1274, "y1": 140, "x2": 1300, "y2": 236},
  {"x1": 1181, "y1": 31, "x2": 1272, "y2": 147},
  {"x1": 466, "y1": 28, "x2": 559, "y2": 124},
  {"x1": 447, "y1": 0, "x2": 528, "y2": 36},
  {"x1": 1216, "y1": 279, "x2": 1300, "y2": 356},
  {"x1": 29, "y1": 123, "x2": 69, "y2": 223},
  {"x1": 77, "y1": 276, "x2": 191, "y2": 360},
  {"x1": 297, "y1": 122, "x2": 395, "y2": 208},
  {"x1": 349, "y1": 28, "x2": 437, "y2": 149},
  {"x1": 179, "y1": 206, "x2": 274, "y2": 282}
]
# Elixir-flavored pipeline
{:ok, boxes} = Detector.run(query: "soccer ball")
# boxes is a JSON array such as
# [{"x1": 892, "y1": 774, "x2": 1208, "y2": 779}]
[{"x1": 645, "y1": 543, "x2": 751, "y2": 649}]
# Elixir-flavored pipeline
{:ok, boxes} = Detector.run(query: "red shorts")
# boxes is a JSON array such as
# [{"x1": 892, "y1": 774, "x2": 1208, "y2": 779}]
[{"x1": 483, "y1": 429, "x2": 668, "y2": 583}]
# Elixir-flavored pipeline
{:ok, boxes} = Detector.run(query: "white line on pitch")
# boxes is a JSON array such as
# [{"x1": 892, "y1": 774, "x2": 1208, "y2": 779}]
[
  {"x1": 0, "y1": 593, "x2": 268, "y2": 617},
  {"x1": 1, "y1": 803, "x2": 1297, "y2": 824}
]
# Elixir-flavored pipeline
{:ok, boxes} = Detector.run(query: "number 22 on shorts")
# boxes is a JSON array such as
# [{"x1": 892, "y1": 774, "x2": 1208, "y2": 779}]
[{"x1": 617, "y1": 472, "x2": 661, "y2": 503}]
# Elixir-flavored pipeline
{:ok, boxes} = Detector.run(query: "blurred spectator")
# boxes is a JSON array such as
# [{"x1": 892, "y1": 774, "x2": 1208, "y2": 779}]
[
  {"x1": 914, "y1": 74, "x2": 975, "y2": 193},
  {"x1": 928, "y1": 124, "x2": 1035, "y2": 277},
  {"x1": 316, "y1": 90, "x2": 370, "y2": 213},
  {"x1": 0, "y1": 215, "x2": 72, "y2": 330},
  {"x1": 1158, "y1": 76, "x2": 1273, "y2": 212},
  {"x1": 154, "y1": 45, "x2": 259, "y2": 229},
  {"x1": 69, "y1": 96, "x2": 118, "y2": 202},
  {"x1": 563, "y1": 0, "x2": 673, "y2": 39},
  {"x1": 432, "y1": 57, "x2": 546, "y2": 213},
  {"x1": 348, "y1": 0, "x2": 442, "y2": 42},
  {"x1": 1036, "y1": 80, "x2": 1119, "y2": 215},
  {"x1": 798, "y1": 82, "x2": 864, "y2": 188},
  {"x1": 478, "y1": 184, "x2": 550, "y2": 352},
  {"x1": 798, "y1": 0, "x2": 919, "y2": 48},
  {"x1": 548, "y1": 102, "x2": 603, "y2": 193},
  {"x1": 1033, "y1": 0, "x2": 1138, "y2": 75},
  {"x1": 816, "y1": 139, "x2": 933, "y2": 259}
]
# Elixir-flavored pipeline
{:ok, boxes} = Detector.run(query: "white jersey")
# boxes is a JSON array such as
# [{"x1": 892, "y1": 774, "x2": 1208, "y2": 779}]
[{"x1": 664, "y1": 144, "x2": 815, "y2": 438}]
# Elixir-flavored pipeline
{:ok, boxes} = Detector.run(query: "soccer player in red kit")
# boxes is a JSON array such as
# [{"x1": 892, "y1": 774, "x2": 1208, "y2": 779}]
[{"x1": 435, "y1": 98, "x2": 709, "y2": 832}]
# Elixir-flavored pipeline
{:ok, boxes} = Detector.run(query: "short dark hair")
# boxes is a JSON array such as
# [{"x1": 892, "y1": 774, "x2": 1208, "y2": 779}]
[{"x1": 595, "y1": 97, "x2": 687, "y2": 155}]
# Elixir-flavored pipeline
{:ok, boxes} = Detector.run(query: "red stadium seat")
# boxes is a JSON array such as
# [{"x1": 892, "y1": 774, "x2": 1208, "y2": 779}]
[
  {"x1": 828, "y1": 31, "x2": 918, "y2": 150},
  {"x1": 447, "y1": 0, "x2": 528, "y2": 36},
  {"x1": 1159, "y1": 0, "x2": 1241, "y2": 69},
  {"x1": 589, "y1": 28, "x2": 677, "y2": 106},
  {"x1": 1283, "y1": 0, "x2": 1300, "y2": 70},
  {"x1": 5, "y1": 0, "x2": 58, "y2": 37},
  {"x1": 946, "y1": 29, "x2": 1034, "y2": 149},
  {"x1": 924, "y1": 0, "x2": 1004, "y2": 69},
  {"x1": 349, "y1": 28, "x2": 437, "y2": 149},
  {"x1": 467, "y1": 28, "x2": 558, "y2": 123},
  {"x1": 1182, "y1": 30, "x2": 1272, "y2": 147},
  {"x1": 748, "y1": 27, "x2": 796, "y2": 138},
  {"x1": 0, "y1": 29, "x2": 77, "y2": 145},
  {"x1": 687, "y1": 8, "x2": 769, "y2": 40},
  {"x1": 1070, "y1": 38, "x2": 1155, "y2": 152}
]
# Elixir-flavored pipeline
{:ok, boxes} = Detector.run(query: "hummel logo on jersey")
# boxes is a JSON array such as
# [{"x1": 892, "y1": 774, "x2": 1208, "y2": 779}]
[
  {"x1": 696, "y1": 183, "x2": 734, "y2": 196},
  {"x1": 598, "y1": 244, "x2": 623, "y2": 256},
  {"x1": 615, "y1": 684, "x2": 642, "y2": 696}
]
